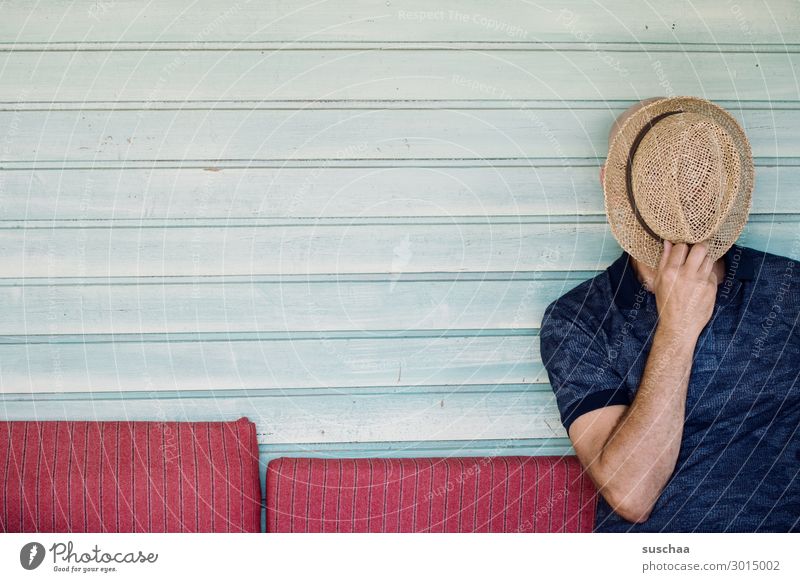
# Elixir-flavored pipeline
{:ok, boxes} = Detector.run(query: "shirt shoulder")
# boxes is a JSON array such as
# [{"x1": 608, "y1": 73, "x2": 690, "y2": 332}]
[
  {"x1": 747, "y1": 246, "x2": 798, "y2": 277},
  {"x1": 742, "y1": 245, "x2": 800, "y2": 308},
  {"x1": 539, "y1": 269, "x2": 630, "y2": 434},
  {"x1": 541, "y1": 267, "x2": 616, "y2": 339}
]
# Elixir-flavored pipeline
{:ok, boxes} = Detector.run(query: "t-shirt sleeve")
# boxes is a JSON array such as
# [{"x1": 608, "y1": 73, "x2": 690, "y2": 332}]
[{"x1": 539, "y1": 300, "x2": 630, "y2": 435}]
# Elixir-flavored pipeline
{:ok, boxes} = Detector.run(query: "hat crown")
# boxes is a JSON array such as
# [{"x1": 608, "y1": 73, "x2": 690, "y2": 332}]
[{"x1": 631, "y1": 112, "x2": 741, "y2": 244}]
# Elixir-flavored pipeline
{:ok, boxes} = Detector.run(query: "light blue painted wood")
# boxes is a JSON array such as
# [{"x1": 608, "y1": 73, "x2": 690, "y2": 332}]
[
  {"x1": 1, "y1": 108, "x2": 798, "y2": 163},
  {"x1": 0, "y1": 277, "x2": 578, "y2": 334},
  {"x1": 1, "y1": 218, "x2": 798, "y2": 279},
  {"x1": 2, "y1": 50, "x2": 798, "y2": 102},
  {"x1": 2, "y1": 0, "x2": 797, "y2": 44},
  {"x1": 1, "y1": 1, "x2": 798, "y2": 463},
  {"x1": 0, "y1": 334, "x2": 546, "y2": 393},
  {"x1": 2, "y1": 164, "x2": 800, "y2": 220},
  {"x1": 0, "y1": 385, "x2": 565, "y2": 442}
]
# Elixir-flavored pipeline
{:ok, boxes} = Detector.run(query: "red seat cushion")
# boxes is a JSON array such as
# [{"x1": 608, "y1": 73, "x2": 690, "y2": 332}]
[
  {"x1": 266, "y1": 456, "x2": 597, "y2": 532},
  {"x1": 0, "y1": 418, "x2": 261, "y2": 533}
]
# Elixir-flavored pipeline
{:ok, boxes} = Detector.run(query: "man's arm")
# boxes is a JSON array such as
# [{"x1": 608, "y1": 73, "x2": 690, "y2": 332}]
[{"x1": 567, "y1": 241, "x2": 717, "y2": 523}]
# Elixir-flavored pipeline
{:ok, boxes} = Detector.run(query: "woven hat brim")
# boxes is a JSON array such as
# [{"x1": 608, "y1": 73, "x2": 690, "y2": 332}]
[{"x1": 603, "y1": 96, "x2": 754, "y2": 270}]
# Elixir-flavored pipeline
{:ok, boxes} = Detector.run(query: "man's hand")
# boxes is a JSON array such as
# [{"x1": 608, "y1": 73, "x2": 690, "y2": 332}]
[{"x1": 652, "y1": 240, "x2": 718, "y2": 338}]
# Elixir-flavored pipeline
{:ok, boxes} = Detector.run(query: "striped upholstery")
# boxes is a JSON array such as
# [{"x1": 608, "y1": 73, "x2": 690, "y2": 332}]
[
  {"x1": 0, "y1": 418, "x2": 261, "y2": 533},
  {"x1": 266, "y1": 456, "x2": 597, "y2": 532}
]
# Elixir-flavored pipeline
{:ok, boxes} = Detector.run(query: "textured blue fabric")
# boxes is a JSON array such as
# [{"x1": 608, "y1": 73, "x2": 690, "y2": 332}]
[{"x1": 539, "y1": 243, "x2": 800, "y2": 532}]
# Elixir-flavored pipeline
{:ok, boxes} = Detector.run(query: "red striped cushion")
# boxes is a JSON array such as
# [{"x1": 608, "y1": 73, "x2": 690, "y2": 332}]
[
  {"x1": 0, "y1": 418, "x2": 261, "y2": 533},
  {"x1": 266, "y1": 456, "x2": 597, "y2": 532}
]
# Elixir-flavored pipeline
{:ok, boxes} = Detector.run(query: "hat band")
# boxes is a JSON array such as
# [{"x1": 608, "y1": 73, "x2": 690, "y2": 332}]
[{"x1": 625, "y1": 110, "x2": 684, "y2": 243}]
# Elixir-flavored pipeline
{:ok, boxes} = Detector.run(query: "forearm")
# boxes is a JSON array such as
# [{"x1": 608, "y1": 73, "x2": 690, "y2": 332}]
[{"x1": 595, "y1": 323, "x2": 699, "y2": 521}]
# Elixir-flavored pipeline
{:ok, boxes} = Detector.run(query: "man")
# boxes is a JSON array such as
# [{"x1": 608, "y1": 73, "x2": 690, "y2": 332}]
[{"x1": 539, "y1": 96, "x2": 800, "y2": 532}]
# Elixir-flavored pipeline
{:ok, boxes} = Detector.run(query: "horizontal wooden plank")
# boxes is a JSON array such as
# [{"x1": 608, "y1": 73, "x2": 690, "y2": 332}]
[
  {"x1": 5, "y1": 43, "x2": 799, "y2": 53},
  {"x1": 3, "y1": 164, "x2": 799, "y2": 220},
  {"x1": 1, "y1": 108, "x2": 796, "y2": 164},
  {"x1": 0, "y1": 165, "x2": 588, "y2": 219},
  {"x1": 0, "y1": 386, "x2": 565, "y2": 443},
  {"x1": 2, "y1": 0, "x2": 797, "y2": 44},
  {"x1": 0, "y1": 221, "x2": 585, "y2": 277},
  {"x1": 1, "y1": 220, "x2": 797, "y2": 278},
  {"x1": 8, "y1": 99, "x2": 796, "y2": 112},
  {"x1": 256, "y1": 437, "x2": 574, "y2": 458},
  {"x1": 0, "y1": 278, "x2": 576, "y2": 335},
  {"x1": 0, "y1": 49, "x2": 796, "y2": 102},
  {"x1": 0, "y1": 336, "x2": 545, "y2": 393}
]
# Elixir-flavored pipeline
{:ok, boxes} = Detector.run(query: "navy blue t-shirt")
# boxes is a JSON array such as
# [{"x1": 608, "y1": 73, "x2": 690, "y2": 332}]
[{"x1": 539, "y1": 243, "x2": 800, "y2": 532}]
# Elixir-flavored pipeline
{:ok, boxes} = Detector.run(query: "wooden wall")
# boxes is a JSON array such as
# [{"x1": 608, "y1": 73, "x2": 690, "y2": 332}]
[{"x1": 1, "y1": 1, "x2": 799, "y2": 492}]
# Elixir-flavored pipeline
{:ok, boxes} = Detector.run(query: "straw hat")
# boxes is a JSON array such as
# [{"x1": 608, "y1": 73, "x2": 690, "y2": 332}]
[{"x1": 603, "y1": 96, "x2": 754, "y2": 270}]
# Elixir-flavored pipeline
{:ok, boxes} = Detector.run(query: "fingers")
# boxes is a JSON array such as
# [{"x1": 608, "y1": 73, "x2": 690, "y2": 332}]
[
  {"x1": 667, "y1": 241, "x2": 690, "y2": 269},
  {"x1": 661, "y1": 240, "x2": 713, "y2": 273},
  {"x1": 699, "y1": 248, "x2": 715, "y2": 277},
  {"x1": 658, "y1": 240, "x2": 672, "y2": 271},
  {"x1": 685, "y1": 241, "x2": 712, "y2": 273}
]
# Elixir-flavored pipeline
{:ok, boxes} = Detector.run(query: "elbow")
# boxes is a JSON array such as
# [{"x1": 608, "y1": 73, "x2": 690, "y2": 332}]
[
  {"x1": 614, "y1": 500, "x2": 653, "y2": 524},
  {"x1": 601, "y1": 486, "x2": 655, "y2": 524}
]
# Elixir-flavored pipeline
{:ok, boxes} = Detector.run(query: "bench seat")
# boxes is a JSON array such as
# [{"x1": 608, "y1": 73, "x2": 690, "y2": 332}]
[
  {"x1": 266, "y1": 456, "x2": 597, "y2": 533},
  {"x1": 0, "y1": 418, "x2": 261, "y2": 533}
]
